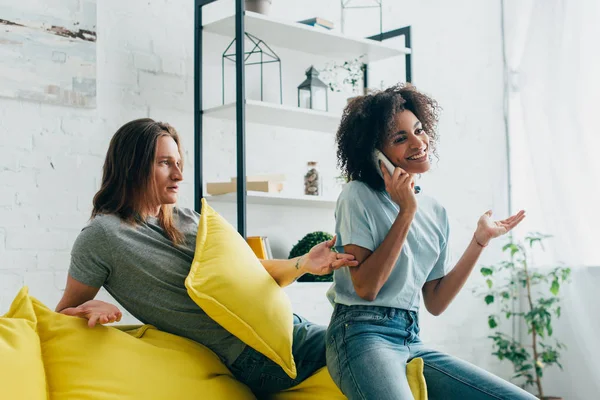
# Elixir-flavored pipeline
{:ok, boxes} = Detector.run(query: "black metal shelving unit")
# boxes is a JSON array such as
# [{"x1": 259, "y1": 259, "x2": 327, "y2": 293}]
[
  {"x1": 195, "y1": 0, "x2": 247, "y2": 237},
  {"x1": 194, "y1": 0, "x2": 411, "y2": 238}
]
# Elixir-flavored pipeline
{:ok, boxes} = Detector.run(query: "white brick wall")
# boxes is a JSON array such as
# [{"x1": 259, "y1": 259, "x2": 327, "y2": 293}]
[{"x1": 0, "y1": 0, "x2": 527, "y2": 389}]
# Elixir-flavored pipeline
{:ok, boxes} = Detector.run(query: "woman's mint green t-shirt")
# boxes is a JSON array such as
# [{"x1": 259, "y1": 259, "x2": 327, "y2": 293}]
[{"x1": 327, "y1": 181, "x2": 451, "y2": 311}]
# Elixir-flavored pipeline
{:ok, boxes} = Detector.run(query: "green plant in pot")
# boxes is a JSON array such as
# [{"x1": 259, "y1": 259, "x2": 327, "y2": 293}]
[
  {"x1": 319, "y1": 55, "x2": 365, "y2": 95},
  {"x1": 289, "y1": 231, "x2": 334, "y2": 282},
  {"x1": 478, "y1": 233, "x2": 571, "y2": 400}
]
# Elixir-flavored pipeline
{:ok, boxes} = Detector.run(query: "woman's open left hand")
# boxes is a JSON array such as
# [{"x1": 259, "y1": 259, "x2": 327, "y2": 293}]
[{"x1": 474, "y1": 210, "x2": 526, "y2": 246}]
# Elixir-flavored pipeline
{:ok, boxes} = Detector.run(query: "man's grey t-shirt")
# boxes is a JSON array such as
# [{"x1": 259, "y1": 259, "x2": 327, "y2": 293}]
[{"x1": 68, "y1": 207, "x2": 246, "y2": 366}]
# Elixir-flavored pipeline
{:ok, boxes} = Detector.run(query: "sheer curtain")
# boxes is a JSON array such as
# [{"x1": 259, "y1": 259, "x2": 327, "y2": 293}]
[
  {"x1": 505, "y1": 0, "x2": 600, "y2": 266},
  {"x1": 503, "y1": 1, "x2": 600, "y2": 398}
]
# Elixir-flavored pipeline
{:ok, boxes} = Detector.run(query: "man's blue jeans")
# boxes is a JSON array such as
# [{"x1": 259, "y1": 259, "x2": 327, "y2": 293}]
[
  {"x1": 326, "y1": 304, "x2": 538, "y2": 400},
  {"x1": 229, "y1": 314, "x2": 326, "y2": 396}
]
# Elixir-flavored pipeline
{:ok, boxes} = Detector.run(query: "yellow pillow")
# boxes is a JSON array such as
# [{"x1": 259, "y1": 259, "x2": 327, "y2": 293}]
[
  {"x1": 0, "y1": 291, "x2": 47, "y2": 400},
  {"x1": 269, "y1": 359, "x2": 427, "y2": 400},
  {"x1": 186, "y1": 198, "x2": 296, "y2": 378},
  {"x1": 7, "y1": 287, "x2": 256, "y2": 400}
]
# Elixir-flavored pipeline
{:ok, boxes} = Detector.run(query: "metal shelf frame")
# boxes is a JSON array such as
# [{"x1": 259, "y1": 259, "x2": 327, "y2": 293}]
[{"x1": 194, "y1": 0, "x2": 412, "y2": 238}]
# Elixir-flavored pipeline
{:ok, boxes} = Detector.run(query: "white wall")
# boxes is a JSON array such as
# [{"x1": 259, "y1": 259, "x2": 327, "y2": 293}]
[{"x1": 0, "y1": 0, "x2": 525, "y2": 391}]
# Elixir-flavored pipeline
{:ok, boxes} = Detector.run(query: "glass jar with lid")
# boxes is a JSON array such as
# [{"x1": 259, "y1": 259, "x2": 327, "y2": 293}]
[{"x1": 304, "y1": 161, "x2": 322, "y2": 196}]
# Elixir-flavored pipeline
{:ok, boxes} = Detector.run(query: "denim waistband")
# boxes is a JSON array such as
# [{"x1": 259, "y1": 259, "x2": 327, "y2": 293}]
[{"x1": 333, "y1": 303, "x2": 418, "y2": 322}]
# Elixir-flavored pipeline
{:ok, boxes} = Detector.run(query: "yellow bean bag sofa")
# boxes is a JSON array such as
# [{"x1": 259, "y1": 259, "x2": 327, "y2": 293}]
[
  {"x1": 0, "y1": 287, "x2": 427, "y2": 400},
  {"x1": 0, "y1": 200, "x2": 427, "y2": 399}
]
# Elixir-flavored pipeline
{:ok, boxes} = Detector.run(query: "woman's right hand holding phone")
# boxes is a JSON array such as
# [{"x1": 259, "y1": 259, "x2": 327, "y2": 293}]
[{"x1": 380, "y1": 162, "x2": 417, "y2": 215}]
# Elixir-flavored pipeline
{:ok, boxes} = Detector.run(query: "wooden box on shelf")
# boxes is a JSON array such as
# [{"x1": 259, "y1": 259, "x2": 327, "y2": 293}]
[{"x1": 207, "y1": 174, "x2": 285, "y2": 196}]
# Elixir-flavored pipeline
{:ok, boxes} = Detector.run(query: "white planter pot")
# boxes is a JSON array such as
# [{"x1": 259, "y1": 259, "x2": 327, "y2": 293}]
[{"x1": 245, "y1": 0, "x2": 272, "y2": 15}]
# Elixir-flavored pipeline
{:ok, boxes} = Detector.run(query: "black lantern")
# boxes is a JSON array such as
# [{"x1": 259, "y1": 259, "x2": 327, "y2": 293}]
[{"x1": 297, "y1": 66, "x2": 328, "y2": 112}]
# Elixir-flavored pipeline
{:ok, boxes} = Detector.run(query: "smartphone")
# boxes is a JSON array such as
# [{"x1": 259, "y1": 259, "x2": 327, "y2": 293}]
[
  {"x1": 373, "y1": 149, "x2": 421, "y2": 194},
  {"x1": 373, "y1": 149, "x2": 395, "y2": 178}
]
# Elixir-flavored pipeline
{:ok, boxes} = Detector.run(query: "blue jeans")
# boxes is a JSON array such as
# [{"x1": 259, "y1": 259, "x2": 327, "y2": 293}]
[
  {"x1": 229, "y1": 314, "x2": 326, "y2": 396},
  {"x1": 326, "y1": 304, "x2": 538, "y2": 400}
]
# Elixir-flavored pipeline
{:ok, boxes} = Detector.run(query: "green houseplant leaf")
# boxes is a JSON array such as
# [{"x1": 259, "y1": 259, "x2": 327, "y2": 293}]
[{"x1": 477, "y1": 233, "x2": 571, "y2": 398}]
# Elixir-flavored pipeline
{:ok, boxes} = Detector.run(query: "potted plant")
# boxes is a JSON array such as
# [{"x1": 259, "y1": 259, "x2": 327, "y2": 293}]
[
  {"x1": 319, "y1": 55, "x2": 366, "y2": 96},
  {"x1": 478, "y1": 233, "x2": 571, "y2": 399},
  {"x1": 288, "y1": 231, "x2": 334, "y2": 282}
]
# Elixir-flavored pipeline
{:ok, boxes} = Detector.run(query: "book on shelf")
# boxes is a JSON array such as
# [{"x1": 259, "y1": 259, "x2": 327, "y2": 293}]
[
  {"x1": 207, "y1": 181, "x2": 283, "y2": 195},
  {"x1": 297, "y1": 17, "x2": 334, "y2": 30},
  {"x1": 231, "y1": 174, "x2": 285, "y2": 184},
  {"x1": 247, "y1": 236, "x2": 273, "y2": 259},
  {"x1": 207, "y1": 174, "x2": 286, "y2": 196}
]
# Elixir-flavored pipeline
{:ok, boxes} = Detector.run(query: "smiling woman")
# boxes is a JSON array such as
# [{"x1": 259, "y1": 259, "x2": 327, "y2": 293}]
[
  {"x1": 327, "y1": 84, "x2": 531, "y2": 400},
  {"x1": 335, "y1": 84, "x2": 440, "y2": 192}
]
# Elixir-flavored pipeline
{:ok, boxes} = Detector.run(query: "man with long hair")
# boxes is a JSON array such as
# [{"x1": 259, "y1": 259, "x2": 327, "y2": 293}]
[{"x1": 55, "y1": 118, "x2": 358, "y2": 395}]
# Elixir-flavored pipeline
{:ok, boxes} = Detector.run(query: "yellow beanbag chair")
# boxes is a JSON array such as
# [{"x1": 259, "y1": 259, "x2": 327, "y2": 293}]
[
  {"x1": 1, "y1": 287, "x2": 428, "y2": 400},
  {"x1": 186, "y1": 198, "x2": 297, "y2": 378},
  {"x1": 0, "y1": 292, "x2": 47, "y2": 400},
  {"x1": 2, "y1": 287, "x2": 255, "y2": 400},
  {"x1": 269, "y1": 360, "x2": 427, "y2": 400}
]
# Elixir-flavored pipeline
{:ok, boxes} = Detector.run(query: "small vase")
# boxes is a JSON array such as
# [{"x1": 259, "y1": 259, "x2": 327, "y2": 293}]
[{"x1": 245, "y1": 0, "x2": 272, "y2": 15}]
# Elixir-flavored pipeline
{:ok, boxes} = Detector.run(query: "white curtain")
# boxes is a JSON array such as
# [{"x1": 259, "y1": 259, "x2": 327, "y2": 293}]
[
  {"x1": 505, "y1": 0, "x2": 600, "y2": 266},
  {"x1": 503, "y1": 1, "x2": 600, "y2": 398}
]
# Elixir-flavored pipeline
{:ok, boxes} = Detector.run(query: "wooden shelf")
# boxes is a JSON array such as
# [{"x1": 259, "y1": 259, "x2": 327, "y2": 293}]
[
  {"x1": 204, "y1": 11, "x2": 410, "y2": 62},
  {"x1": 206, "y1": 192, "x2": 337, "y2": 208},
  {"x1": 203, "y1": 99, "x2": 341, "y2": 133}
]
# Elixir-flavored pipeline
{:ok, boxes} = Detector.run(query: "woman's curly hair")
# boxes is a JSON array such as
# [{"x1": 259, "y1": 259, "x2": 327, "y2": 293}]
[{"x1": 336, "y1": 83, "x2": 441, "y2": 191}]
